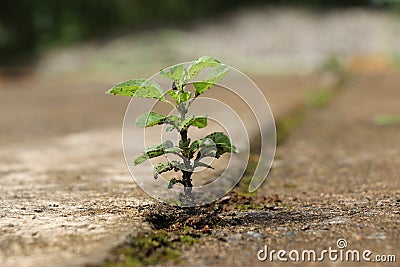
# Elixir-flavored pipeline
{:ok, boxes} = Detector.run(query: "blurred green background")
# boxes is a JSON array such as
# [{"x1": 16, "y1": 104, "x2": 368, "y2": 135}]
[{"x1": 2, "y1": 0, "x2": 396, "y2": 67}]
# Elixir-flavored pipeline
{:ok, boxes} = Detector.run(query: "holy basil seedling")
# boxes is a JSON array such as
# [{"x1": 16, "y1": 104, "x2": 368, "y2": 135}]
[{"x1": 106, "y1": 56, "x2": 238, "y2": 202}]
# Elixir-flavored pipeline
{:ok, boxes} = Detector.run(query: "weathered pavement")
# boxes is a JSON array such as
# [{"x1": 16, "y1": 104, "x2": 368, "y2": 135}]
[
  {"x1": 178, "y1": 72, "x2": 400, "y2": 266},
  {"x1": 0, "y1": 74, "x2": 325, "y2": 266},
  {"x1": 0, "y1": 79, "x2": 148, "y2": 267},
  {"x1": 1, "y1": 6, "x2": 400, "y2": 267}
]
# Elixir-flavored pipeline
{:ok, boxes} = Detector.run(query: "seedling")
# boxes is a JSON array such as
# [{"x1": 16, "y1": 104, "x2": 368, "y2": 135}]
[{"x1": 106, "y1": 56, "x2": 238, "y2": 203}]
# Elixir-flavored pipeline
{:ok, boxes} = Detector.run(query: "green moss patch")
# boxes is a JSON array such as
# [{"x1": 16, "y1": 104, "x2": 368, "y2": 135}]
[{"x1": 97, "y1": 230, "x2": 203, "y2": 267}]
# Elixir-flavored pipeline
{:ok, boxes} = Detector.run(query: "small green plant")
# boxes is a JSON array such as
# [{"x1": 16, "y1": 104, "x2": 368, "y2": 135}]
[{"x1": 106, "y1": 56, "x2": 238, "y2": 203}]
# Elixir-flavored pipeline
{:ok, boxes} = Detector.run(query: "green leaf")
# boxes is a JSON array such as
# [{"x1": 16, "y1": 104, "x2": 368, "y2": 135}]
[
  {"x1": 165, "y1": 115, "x2": 181, "y2": 130},
  {"x1": 167, "y1": 89, "x2": 191, "y2": 104},
  {"x1": 154, "y1": 162, "x2": 173, "y2": 178},
  {"x1": 168, "y1": 178, "x2": 184, "y2": 189},
  {"x1": 193, "y1": 65, "x2": 231, "y2": 96},
  {"x1": 199, "y1": 145, "x2": 216, "y2": 158},
  {"x1": 207, "y1": 132, "x2": 238, "y2": 158},
  {"x1": 190, "y1": 138, "x2": 216, "y2": 159},
  {"x1": 106, "y1": 78, "x2": 146, "y2": 95},
  {"x1": 166, "y1": 126, "x2": 175, "y2": 132},
  {"x1": 205, "y1": 65, "x2": 231, "y2": 84},
  {"x1": 133, "y1": 154, "x2": 149, "y2": 165},
  {"x1": 164, "y1": 147, "x2": 181, "y2": 154},
  {"x1": 160, "y1": 64, "x2": 185, "y2": 88},
  {"x1": 135, "y1": 113, "x2": 181, "y2": 130},
  {"x1": 189, "y1": 138, "x2": 210, "y2": 153},
  {"x1": 193, "y1": 82, "x2": 214, "y2": 97},
  {"x1": 181, "y1": 116, "x2": 207, "y2": 130},
  {"x1": 171, "y1": 161, "x2": 186, "y2": 169},
  {"x1": 106, "y1": 79, "x2": 165, "y2": 100},
  {"x1": 190, "y1": 132, "x2": 237, "y2": 159},
  {"x1": 153, "y1": 161, "x2": 183, "y2": 178},
  {"x1": 135, "y1": 112, "x2": 166, "y2": 128},
  {"x1": 187, "y1": 56, "x2": 221, "y2": 80},
  {"x1": 193, "y1": 161, "x2": 214, "y2": 169},
  {"x1": 134, "y1": 140, "x2": 178, "y2": 165}
]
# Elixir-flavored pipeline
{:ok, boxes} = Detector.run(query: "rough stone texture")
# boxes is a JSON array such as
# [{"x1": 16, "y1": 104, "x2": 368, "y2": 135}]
[
  {"x1": 1, "y1": 7, "x2": 399, "y2": 266},
  {"x1": 178, "y1": 72, "x2": 399, "y2": 267},
  {"x1": 0, "y1": 72, "x2": 319, "y2": 266}
]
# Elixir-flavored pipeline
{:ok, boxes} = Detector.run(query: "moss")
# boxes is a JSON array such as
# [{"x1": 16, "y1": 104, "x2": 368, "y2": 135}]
[
  {"x1": 97, "y1": 227, "x2": 205, "y2": 267},
  {"x1": 179, "y1": 234, "x2": 201, "y2": 245},
  {"x1": 277, "y1": 70, "x2": 348, "y2": 145},
  {"x1": 307, "y1": 87, "x2": 334, "y2": 108},
  {"x1": 100, "y1": 231, "x2": 182, "y2": 267},
  {"x1": 391, "y1": 53, "x2": 400, "y2": 68},
  {"x1": 281, "y1": 203, "x2": 294, "y2": 210},
  {"x1": 319, "y1": 55, "x2": 345, "y2": 74},
  {"x1": 372, "y1": 114, "x2": 400, "y2": 126},
  {"x1": 235, "y1": 203, "x2": 264, "y2": 211},
  {"x1": 276, "y1": 107, "x2": 307, "y2": 145},
  {"x1": 283, "y1": 183, "x2": 298, "y2": 188},
  {"x1": 235, "y1": 57, "x2": 350, "y2": 193},
  {"x1": 235, "y1": 155, "x2": 259, "y2": 195}
]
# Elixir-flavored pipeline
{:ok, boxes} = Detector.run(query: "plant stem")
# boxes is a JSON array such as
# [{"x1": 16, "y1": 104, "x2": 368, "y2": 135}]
[
  {"x1": 175, "y1": 82, "x2": 193, "y2": 196},
  {"x1": 179, "y1": 128, "x2": 193, "y2": 194},
  {"x1": 182, "y1": 170, "x2": 193, "y2": 195}
]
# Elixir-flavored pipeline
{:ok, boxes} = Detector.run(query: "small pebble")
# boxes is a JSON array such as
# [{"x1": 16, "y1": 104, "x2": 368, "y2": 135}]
[
  {"x1": 301, "y1": 225, "x2": 310, "y2": 231},
  {"x1": 284, "y1": 231, "x2": 297, "y2": 238},
  {"x1": 323, "y1": 216, "x2": 351, "y2": 225},
  {"x1": 226, "y1": 234, "x2": 242, "y2": 241},
  {"x1": 245, "y1": 231, "x2": 264, "y2": 239},
  {"x1": 367, "y1": 232, "x2": 386, "y2": 240}
]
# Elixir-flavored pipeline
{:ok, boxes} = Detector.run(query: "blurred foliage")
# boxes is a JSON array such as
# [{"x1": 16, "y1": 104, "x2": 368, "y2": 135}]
[
  {"x1": 0, "y1": 0, "x2": 385, "y2": 66},
  {"x1": 372, "y1": 114, "x2": 400, "y2": 125},
  {"x1": 307, "y1": 87, "x2": 334, "y2": 108}
]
